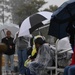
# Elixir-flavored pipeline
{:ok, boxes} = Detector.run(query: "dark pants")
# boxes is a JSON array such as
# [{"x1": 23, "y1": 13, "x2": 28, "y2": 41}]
[{"x1": 63, "y1": 65, "x2": 75, "y2": 75}]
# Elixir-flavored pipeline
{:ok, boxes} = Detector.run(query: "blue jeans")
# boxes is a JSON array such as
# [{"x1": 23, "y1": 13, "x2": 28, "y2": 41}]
[
  {"x1": 18, "y1": 49, "x2": 28, "y2": 74},
  {"x1": 64, "y1": 65, "x2": 75, "y2": 75},
  {"x1": 4, "y1": 54, "x2": 14, "y2": 72}
]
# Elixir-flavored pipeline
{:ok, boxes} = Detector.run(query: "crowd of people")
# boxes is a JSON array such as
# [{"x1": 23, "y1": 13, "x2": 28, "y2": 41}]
[
  {"x1": 1, "y1": 30, "x2": 54, "y2": 75},
  {"x1": 1, "y1": 23, "x2": 75, "y2": 75}
]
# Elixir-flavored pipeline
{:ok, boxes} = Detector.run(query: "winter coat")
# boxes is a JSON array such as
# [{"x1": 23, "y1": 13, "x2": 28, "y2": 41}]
[{"x1": 1, "y1": 37, "x2": 15, "y2": 55}]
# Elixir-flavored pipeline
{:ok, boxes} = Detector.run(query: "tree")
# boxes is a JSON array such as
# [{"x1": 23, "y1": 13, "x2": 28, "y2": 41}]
[
  {"x1": 10, "y1": 0, "x2": 46, "y2": 25},
  {"x1": 44, "y1": 5, "x2": 58, "y2": 12},
  {"x1": 0, "y1": 0, "x2": 12, "y2": 24},
  {"x1": 9, "y1": 0, "x2": 26, "y2": 24},
  {"x1": 49, "y1": 5, "x2": 58, "y2": 12}
]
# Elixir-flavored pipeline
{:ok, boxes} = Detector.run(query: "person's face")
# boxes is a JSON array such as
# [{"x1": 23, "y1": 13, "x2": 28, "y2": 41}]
[
  {"x1": 35, "y1": 43, "x2": 40, "y2": 49},
  {"x1": 6, "y1": 31, "x2": 11, "y2": 37}
]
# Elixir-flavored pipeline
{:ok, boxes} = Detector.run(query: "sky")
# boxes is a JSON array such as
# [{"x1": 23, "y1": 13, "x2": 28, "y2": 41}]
[{"x1": 39, "y1": 0, "x2": 68, "y2": 11}]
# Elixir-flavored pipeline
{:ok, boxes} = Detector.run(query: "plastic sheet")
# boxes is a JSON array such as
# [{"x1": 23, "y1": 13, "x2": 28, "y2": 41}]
[{"x1": 27, "y1": 43, "x2": 53, "y2": 75}]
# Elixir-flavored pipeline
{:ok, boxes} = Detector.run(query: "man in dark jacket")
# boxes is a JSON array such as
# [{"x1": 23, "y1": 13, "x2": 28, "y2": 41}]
[{"x1": 1, "y1": 30, "x2": 15, "y2": 75}]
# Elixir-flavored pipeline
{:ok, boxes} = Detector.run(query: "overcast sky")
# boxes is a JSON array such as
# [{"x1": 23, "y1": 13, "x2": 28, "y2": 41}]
[{"x1": 39, "y1": 0, "x2": 68, "y2": 10}]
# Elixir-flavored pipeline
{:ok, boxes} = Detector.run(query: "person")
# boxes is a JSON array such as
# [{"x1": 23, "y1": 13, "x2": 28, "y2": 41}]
[
  {"x1": 24, "y1": 35, "x2": 43, "y2": 67},
  {"x1": 66, "y1": 21, "x2": 75, "y2": 51},
  {"x1": 26, "y1": 37, "x2": 53, "y2": 75},
  {"x1": 63, "y1": 21, "x2": 75, "y2": 75},
  {"x1": 0, "y1": 43, "x2": 7, "y2": 75},
  {"x1": 27, "y1": 35, "x2": 45, "y2": 61},
  {"x1": 1, "y1": 30, "x2": 15, "y2": 75},
  {"x1": 63, "y1": 46, "x2": 75, "y2": 75},
  {"x1": 14, "y1": 32, "x2": 32, "y2": 75}
]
